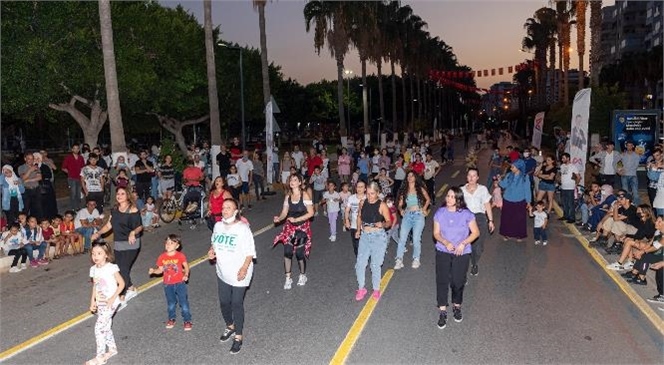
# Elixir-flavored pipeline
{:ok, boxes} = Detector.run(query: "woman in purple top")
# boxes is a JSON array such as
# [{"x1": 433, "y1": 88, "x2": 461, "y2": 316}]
[{"x1": 432, "y1": 187, "x2": 479, "y2": 329}]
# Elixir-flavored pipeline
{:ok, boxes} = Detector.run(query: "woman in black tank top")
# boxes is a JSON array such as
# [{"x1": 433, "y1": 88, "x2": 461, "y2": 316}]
[
  {"x1": 272, "y1": 173, "x2": 314, "y2": 290},
  {"x1": 354, "y1": 182, "x2": 392, "y2": 301}
]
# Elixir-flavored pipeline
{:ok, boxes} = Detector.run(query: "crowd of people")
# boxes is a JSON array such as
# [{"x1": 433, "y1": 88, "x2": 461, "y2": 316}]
[{"x1": 2, "y1": 129, "x2": 663, "y2": 362}]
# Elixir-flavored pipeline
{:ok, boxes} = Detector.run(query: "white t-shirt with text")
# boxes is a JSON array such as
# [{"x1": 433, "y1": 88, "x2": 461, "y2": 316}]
[{"x1": 211, "y1": 221, "x2": 256, "y2": 287}]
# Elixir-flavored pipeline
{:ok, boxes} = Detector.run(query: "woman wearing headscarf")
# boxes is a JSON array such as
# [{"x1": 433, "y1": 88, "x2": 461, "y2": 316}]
[
  {"x1": 498, "y1": 159, "x2": 531, "y2": 241},
  {"x1": 1, "y1": 165, "x2": 25, "y2": 226},
  {"x1": 33, "y1": 152, "x2": 57, "y2": 219}
]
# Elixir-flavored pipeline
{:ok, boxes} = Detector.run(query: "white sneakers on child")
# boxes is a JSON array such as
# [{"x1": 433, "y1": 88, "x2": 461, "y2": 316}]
[
  {"x1": 297, "y1": 274, "x2": 307, "y2": 286},
  {"x1": 9, "y1": 266, "x2": 21, "y2": 273},
  {"x1": 125, "y1": 289, "x2": 138, "y2": 301},
  {"x1": 394, "y1": 258, "x2": 404, "y2": 270},
  {"x1": 330, "y1": 235, "x2": 336, "y2": 242}
]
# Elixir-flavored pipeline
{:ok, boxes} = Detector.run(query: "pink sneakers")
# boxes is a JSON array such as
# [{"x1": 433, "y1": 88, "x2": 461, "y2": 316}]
[
  {"x1": 372, "y1": 290, "x2": 381, "y2": 300},
  {"x1": 355, "y1": 288, "x2": 368, "y2": 301}
]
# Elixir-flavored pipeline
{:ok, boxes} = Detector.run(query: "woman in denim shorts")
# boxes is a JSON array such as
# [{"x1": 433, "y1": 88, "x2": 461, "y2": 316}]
[{"x1": 535, "y1": 155, "x2": 558, "y2": 214}]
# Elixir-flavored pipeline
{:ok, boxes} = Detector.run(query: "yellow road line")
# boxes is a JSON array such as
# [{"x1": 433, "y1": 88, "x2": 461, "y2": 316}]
[
  {"x1": 435, "y1": 184, "x2": 449, "y2": 198},
  {"x1": 0, "y1": 222, "x2": 276, "y2": 362},
  {"x1": 450, "y1": 170, "x2": 460, "y2": 179},
  {"x1": 553, "y1": 202, "x2": 664, "y2": 335},
  {"x1": 329, "y1": 269, "x2": 394, "y2": 365}
]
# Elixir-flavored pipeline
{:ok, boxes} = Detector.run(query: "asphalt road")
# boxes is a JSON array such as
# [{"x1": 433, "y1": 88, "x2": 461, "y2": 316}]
[{"x1": 2, "y1": 141, "x2": 662, "y2": 364}]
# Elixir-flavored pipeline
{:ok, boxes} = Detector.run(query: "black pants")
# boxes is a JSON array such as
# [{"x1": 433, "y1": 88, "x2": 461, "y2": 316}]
[
  {"x1": 471, "y1": 213, "x2": 488, "y2": 266},
  {"x1": 284, "y1": 243, "x2": 306, "y2": 261},
  {"x1": 115, "y1": 249, "x2": 139, "y2": 296},
  {"x1": 648, "y1": 187, "x2": 657, "y2": 206},
  {"x1": 22, "y1": 188, "x2": 43, "y2": 220},
  {"x1": 4, "y1": 196, "x2": 20, "y2": 226},
  {"x1": 253, "y1": 175, "x2": 265, "y2": 198},
  {"x1": 425, "y1": 178, "x2": 435, "y2": 204},
  {"x1": 599, "y1": 174, "x2": 616, "y2": 188},
  {"x1": 217, "y1": 277, "x2": 247, "y2": 336},
  {"x1": 8, "y1": 248, "x2": 28, "y2": 267},
  {"x1": 87, "y1": 191, "x2": 105, "y2": 213},
  {"x1": 135, "y1": 181, "x2": 151, "y2": 202},
  {"x1": 350, "y1": 228, "x2": 359, "y2": 257},
  {"x1": 435, "y1": 251, "x2": 470, "y2": 307},
  {"x1": 634, "y1": 252, "x2": 662, "y2": 275}
]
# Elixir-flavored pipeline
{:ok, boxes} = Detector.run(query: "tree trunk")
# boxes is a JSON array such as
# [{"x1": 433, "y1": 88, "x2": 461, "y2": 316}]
[
  {"x1": 390, "y1": 60, "x2": 397, "y2": 133},
  {"x1": 257, "y1": 2, "x2": 271, "y2": 107},
  {"x1": 409, "y1": 71, "x2": 415, "y2": 131},
  {"x1": 362, "y1": 58, "x2": 369, "y2": 137},
  {"x1": 152, "y1": 114, "x2": 210, "y2": 156},
  {"x1": 401, "y1": 67, "x2": 408, "y2": 133},
  {"x1": 336, "y1": 58, "x2": 347, "y2": 137},
  {"x1": 416, "y1": 75, "x2": 422, "y2": 123},
  {"x1": 204, "y1": 0, "x2": 222, "y2": 146},
  {"x1": 377, "y1": 59, "x2": 385, "y2": 134},
  {"x1": 49, "y1": 95, "x2": 108, "y2": 148},
  {"x1": 98, "y1": 0, "x2": 126, "y2": 153},
  {"x1": 576, "y1": 1, "x2": 587, "y2": 90},
  {"x1": 589, "y1": 1, "x2": 602, "y2": 86}
]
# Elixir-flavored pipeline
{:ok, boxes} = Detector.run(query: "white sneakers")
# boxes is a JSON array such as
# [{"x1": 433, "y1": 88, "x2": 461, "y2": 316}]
[
  {"x1": 330, "y1": 235, "x2": 336, "y2": 242},
  {"x1": 412, "y1": 259, "x2": 421, "y2": 269},
  {"x1": 606, "y1": 262, "x2": 624, "y2": 270},
  {"x1": 125, "y1": 289, "x2": 138, "y2": 301},
  {"x1": 284, "y1": 275, "x2": 307, "y2": 289},
  {"x1": 394, "y1": 259, "x2": 404, "y2": 270},
  {"x1": 9, "y1": 266, "x2": 21, "y2": 273},
  {"x1": 284, "y1": 277, "x2": 293, "y2": 290},
  {"x1": 297, "y1": 274, "x2": 307, "y2": 286}
]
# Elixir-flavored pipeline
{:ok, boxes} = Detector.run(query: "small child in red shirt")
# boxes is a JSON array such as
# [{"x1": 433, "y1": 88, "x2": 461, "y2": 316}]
[
  {"x1": 40, "y1": 218, "x2": 60, "y2": 260},
  {"x1": 148, "y1": 234, "x2": 192, "y2": 331},
  {"x1": 386, "y1": 195, "x2": 400, "y2": 247}
]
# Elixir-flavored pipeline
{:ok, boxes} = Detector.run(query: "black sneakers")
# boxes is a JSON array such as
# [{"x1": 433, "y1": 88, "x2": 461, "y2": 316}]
[
  {"x1": 470, "y1": 265, "x2": 479, "y2": 276},
  {"x1": 453, "y1": 306, "x2": 463, "y2": 322},
  {"x1": 220, "y1": 327, "x2": 235, "y2": 342},
  {"x1": 230, "y1": 339, "x2": 243, "y2": 354},
  {"x1": 437, "y1": 310, "x2": 447, "y2": 329}
]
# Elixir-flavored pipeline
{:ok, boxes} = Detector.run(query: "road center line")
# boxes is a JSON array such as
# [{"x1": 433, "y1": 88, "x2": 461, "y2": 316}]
[
  {"x1": 329, "y1": 269, "x2": 394, "y2": 365},
  {"x1": 435, "y1": 183, "x2": 449, "y2": 198},
  {"x1": 0, "y1": 222, "x2": 276, "y2": 362},
  {"x1": 450, "y1": 170, "x2": 460, "y2": 178}
]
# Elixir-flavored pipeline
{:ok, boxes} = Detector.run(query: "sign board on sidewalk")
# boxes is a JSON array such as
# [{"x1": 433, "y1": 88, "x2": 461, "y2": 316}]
[{"x1": 612, "y1": 109, "x2": 662, "y2": 164}]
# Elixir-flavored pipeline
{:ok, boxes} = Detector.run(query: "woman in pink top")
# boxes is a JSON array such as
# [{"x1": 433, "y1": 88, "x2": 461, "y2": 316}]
[{"x1": 337, "y1": 148, "x2": 352, "y2": 183}]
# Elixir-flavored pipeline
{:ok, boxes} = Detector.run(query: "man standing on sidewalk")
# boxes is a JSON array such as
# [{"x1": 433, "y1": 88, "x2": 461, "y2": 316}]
[
  {"x1": 235, "y1": 150, "x2": 254, "y2": 210},
  {"x1": 590, "y1": 142, "x2": 620, "y2": 188},
  {"x1": 18, "y1": 153, "x2": 43, "y2": 219},
  {"x1": 80, "y1": 153, "x2": 106, "y2": 212},
  {"x1": 619, "y1": 140, "x2": 641, "y2": 206},
  {"x1": 461, "y1": 168, "x2": 494, "y2": 276},
  {"x1": 559, "y1": 153, "x2": 580, "y2": 223},
  {"x1": 61, "y1": 144, "x2": 86, "y2": 211}
]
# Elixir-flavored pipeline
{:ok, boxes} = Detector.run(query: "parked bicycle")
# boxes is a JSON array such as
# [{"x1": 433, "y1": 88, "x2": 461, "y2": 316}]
[{"x1": 159, "y1": 185, "x2": 206, "y2": 229}]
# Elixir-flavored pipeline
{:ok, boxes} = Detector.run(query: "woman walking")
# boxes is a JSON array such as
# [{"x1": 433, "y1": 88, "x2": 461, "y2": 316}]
[
  {"x1": 394, "y1": 171, "x2": 431, "y2": 270},
  {"x1": 433, "y1": 187, "x2": 479, "y2": 328},
  {"x1": 345, "y1": 180, "x2": 367, "y2": 257},
  {"x1": 91, "y1": 186, "x2": 143, "y2": 305},
  {"x1": 498, "y1": 159, "x2": 532, "y2": 241},
  {"x1": 209, "y1": 198, "x2": 256, "y2": 355},
  {"x1": 354, "y1": 182, "x2": 391, "y2": 301},
  {"x1": 273, "y1": 174, "x2": 314, "y2": 289},
  {"x1": 535, "y1": 155, "x2": 557, "y2": 214}
]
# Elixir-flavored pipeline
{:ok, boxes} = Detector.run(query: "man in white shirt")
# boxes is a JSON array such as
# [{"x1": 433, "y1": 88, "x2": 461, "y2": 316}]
[
  {"x1": 423, "y1": 152, "x2": 441, "y2": 203},
  {"x1": 74, "y1": 199, "x2": 102, "y2": 252},
  {"x1": 235, "y1": 150, "x2": 254, "y2": 210},
  {"x1": 589, "y1": 141, "x2": 620, "y2": 188},
  {"x1": 291, "y1": 145, "x2": 304, "y2": 170},
  {"x1": 559, "y1": 153, "x2": 580, "y2": 223},
  {"x1": 461, "y1": 168, "x2": 495, "y2": 276}
]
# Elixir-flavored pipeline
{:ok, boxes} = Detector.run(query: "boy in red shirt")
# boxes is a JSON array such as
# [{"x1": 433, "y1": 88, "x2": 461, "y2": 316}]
[{"x1": 148, "y1": 234, "x2": 192, "y2": 331}]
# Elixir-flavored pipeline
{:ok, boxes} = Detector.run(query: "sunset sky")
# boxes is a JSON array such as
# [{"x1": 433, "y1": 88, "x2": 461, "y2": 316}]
[{"x1": 165, "y1": 0, "x2": 598, "y2": 89}]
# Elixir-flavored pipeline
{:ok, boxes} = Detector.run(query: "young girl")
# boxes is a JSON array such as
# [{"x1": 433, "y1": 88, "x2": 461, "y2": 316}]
[
  {"x1": 88, "y1": 242, "x2": 124, "y2": 365},
  {"x1": 40, "y1": 218, "x2": 60, "y2": 260},
  {"x1": 60, "y1": 210, "x2": 81, "y2": 255},
  {"x1": 529, "y1": 200, "x2": 549, "y2": 246},
  {"x1": 339, "y1": 182, "x2": 351, "y2": 232},
  {"x1": 491, "y1": 176, "x2": 503, "y2": 209},
  {"x1": 141, "y1": 196, "x2": 159, "y2": 231},
  {"x1": 51, "y1": 215, "x2": 63, "y2": 256},
  {"x1": 322, "y1": 181, "x2": 341, "y2": 242},
  {"x1": 114, "y1": 169, "x2": 130, "y2": 190},
  {"x1": 386, "y1": 195, "x2": 400, "y2": 247},
  {"x1": 226, "y1": 165, "x2": 241, "y2": 201}
]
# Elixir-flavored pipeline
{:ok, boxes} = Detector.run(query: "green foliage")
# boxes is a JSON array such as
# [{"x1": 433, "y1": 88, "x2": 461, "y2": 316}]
[{"x1": 159, "y1": 137, "x2": 187, "y2": 173}]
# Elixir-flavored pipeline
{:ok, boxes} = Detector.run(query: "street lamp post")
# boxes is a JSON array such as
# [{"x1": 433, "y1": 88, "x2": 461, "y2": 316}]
[
  {"x1": 344, "y1": 69, "x2": 353, "y2": 136},
  {"x1": 220, "y1": 43, "x2": 246, "y2": 150}
]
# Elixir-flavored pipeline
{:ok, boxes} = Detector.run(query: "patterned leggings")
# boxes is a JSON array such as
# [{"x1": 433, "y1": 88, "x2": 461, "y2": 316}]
[{"x1": 95, "y1": 304, "x2": 117, "y2": 357}]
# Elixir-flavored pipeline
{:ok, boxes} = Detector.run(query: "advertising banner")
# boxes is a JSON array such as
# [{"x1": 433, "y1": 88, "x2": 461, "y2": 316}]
[
  {"x1": 569, "y1": 88, "x2": 591, "y2": 185},
  {"x1": 531, "y1": 112, "x2": 545, "y2": 149},
  {"x1": 612, "y1": 110, "x2": 661, "y2": 165}
]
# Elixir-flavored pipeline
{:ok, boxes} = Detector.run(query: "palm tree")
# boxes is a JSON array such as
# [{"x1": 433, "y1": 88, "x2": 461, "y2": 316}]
[
  {"x1": 253, "y1": 0, "x2": 272, "y2": 107},
  {"x1": 589, "y1": 0, "x2": 602, "y2": 86},
  {"x1": 98, "y1": 0, "x2": 127, "y2": 153},
  {"x1": 382, "y1": 1, "x2": 406, "y2": 132},
  {"x1": 576, "y1": 1, "x2": 587, "y2": 89},
  {"x1": 350, "y1": 2, "x2": 378, "y2": 138},
  {"x1": 304, "y1": 1, "x2": 352, "y2": 137},
  {"x1": 204, "y1": 0, "x2": 221, "y2": 149},
  {"x1": 523, "y1": 7, "x2": 555, "y2": 108},
  {"x1": 553, "y1": 0, "x2": 575, "y2": 106}
]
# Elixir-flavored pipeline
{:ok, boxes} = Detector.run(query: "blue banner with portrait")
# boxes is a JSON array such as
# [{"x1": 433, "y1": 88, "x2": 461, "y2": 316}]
[{"x1": 612, "y1": 110, "x2": 661, "y2": 165}]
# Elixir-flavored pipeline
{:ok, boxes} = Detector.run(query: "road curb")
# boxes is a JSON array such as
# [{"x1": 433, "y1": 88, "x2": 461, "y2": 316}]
[{"x1": 553, "y1": 201, "x2": 664, "y2": 336}]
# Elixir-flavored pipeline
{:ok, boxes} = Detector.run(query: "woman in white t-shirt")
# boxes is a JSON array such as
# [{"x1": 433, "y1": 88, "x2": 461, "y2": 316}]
[
  {"x1": 208, "y1": 198, "x2": 256, "y2": 355},
  {"x1": 344, "y1": 180, "x2": 367, "y2": 257}
]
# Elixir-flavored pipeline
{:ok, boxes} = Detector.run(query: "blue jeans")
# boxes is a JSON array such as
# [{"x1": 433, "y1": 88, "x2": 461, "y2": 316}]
[
  {"x1": 68, "y1": 178, "x2": 82, "y2": 210},
  {"x1": 151, "y1": 176, "x2": 160, "y2": 199},
  {"x1": 621, "y1": 175, "x2": 639, "y2": 205},
  {"x1": 164, "y1": 282, "x2": 192, "y2": 322},
  {"x1": 534, "y1": 227, "x2": 548, "y2": 241},
  {"x1": 76, "y1": 227, "x2": 96, "y2": 250},
  {"x1": 356, "y1": 230, "x2": 388, "y2": 290},
  {"x1": 24, "y1": 241, "x2": 47, "y2": 260},
  {"x1": 561, "y1": 189, "x2": 575, "y2": 221},
  {"x1": 396, "y1": 210, "x2": 425, "y2": 260},
  {"x1": 580, "y1": 203, "x2": 590, "y2": 224}
]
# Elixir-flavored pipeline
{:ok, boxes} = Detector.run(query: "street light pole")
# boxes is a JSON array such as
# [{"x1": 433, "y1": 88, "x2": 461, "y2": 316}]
[
  {"x1": 220, "y1": 43, "x2": 246, "y2": 150},
  {"x1": 344, "y1": 69, "x2": 353, "y2": 136}
]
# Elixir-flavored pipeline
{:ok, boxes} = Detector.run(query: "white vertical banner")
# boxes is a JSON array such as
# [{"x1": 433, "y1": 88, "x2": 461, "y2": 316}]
[
  {"x1": 569, "y1": 88, "x2": 591, "y2": 185},
  {"x1": 265, "y1": 101, "x2": 274, "y2": 184},
  {"x1": 531, "y1": 112, "x2": 545, "y2": 149}
]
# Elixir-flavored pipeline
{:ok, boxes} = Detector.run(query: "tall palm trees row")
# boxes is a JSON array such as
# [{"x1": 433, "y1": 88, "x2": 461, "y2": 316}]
[
  {"x1": 521, "y1": 1, "x2": 601, "y2": 107},
  {"x1": 304, "y1": 1, "x2": 465, "y2": 137}
]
